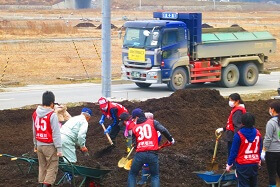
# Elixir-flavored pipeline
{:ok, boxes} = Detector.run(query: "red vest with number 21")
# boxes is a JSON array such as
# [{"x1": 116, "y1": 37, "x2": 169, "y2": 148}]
[{"x1": 236, "y1": 129, "x2": 261, "y2": 165}]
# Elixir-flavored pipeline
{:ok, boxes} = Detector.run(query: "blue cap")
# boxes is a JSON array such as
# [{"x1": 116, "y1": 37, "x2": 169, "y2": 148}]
[
  {"x1": 81, "y1": 107, "x2": 92, "y2": 116},
  {"x1": 132, "y1": 108, "x2": 144, "y2": 118}
]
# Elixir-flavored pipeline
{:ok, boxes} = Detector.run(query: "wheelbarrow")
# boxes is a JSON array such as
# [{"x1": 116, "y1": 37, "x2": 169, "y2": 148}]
[
  {"x1": 193, "y1": 170, "x2": 236, "y2": 187},
  {"x1": 57, "y1": 156, "x2": 112, "y2": 187},
  {"x1": 0, "y1": 153, "x2": 38, "y2": 175}
]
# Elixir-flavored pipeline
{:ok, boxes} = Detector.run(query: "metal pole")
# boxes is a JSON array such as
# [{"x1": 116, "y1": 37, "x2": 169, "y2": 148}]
[
  {"x1": 213, "y1": 0, "x2": 216, "y2": 10},
  {"x1": 101, "y1": 0, "x2": 111, "y2": 97},
  {"x1": 139, "y1": 0, "x2": 142, "y2": 10}
]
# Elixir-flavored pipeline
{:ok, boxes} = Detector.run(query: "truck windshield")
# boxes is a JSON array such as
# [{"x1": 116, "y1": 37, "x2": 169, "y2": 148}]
[{"x1": 123, "y1": 28, "x2": 160, "y2": 49}]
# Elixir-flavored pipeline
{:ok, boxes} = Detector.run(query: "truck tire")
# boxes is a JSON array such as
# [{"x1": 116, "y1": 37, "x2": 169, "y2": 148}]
[
  {"x1": 135, "y1": 82, "x2": 151, "y2": 88},
  {"x1": 220, "y1": 64, "x2": 239, "y2": 88},
  {"x1": 238, "y1": 63, "x2": 259, "y2": 86},
  {"x1": 167, "y1": 67, "x2": 187, "y2": 91}
]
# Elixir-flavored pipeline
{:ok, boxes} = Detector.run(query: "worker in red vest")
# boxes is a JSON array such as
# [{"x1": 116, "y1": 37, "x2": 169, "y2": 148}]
[
  {"x1": 127, "y1": 108, "x2": 175, "y2": 187},
  {"x1": 216, "y1": 93, "x2": 246, "y2": 156},
  {"x1": 98, "y1": 97, "x2": 128, "y2": 143},
  {"x1": 226, "y1": 112, "x2": 262, "y2": 187},
  {"x1": 32, "y1": 91, "x2": 62, "y2": 187}
]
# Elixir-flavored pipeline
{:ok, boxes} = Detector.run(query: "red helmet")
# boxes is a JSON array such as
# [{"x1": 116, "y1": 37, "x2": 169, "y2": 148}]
[{"x1": 98, "y1": 97, "x2": 108, "y2": 111}]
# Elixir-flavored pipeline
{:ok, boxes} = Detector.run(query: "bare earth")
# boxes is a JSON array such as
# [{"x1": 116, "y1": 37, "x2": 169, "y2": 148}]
[{"x1": 0, "y1": 9, "x2": 279, "y2": 86}]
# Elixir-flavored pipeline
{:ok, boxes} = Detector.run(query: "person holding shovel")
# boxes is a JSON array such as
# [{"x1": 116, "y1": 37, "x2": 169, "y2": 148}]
[
  {"x1": 263, "y1": 101, "x2": 280, "y2": 187},
  {"x1": 32, "y1": 91, "x2": 62, "y2": 187},
  {"x1": 226, "y1": 112, "x2": 262, "y2": 187},
  {"x1": 216, "y1": 93, "x2": 246, "y2": 156},
  {"x1": 127, "y1": 108, "x2": 175, "y2": 187},
  {"x1": 98, "y1": 97, "x2": 128, "y2": 144}
]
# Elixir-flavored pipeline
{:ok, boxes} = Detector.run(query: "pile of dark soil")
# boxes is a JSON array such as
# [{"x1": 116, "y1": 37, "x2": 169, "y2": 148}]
[
  {"x1": 96, "y1": 24, "x2": 118, "y2": 29},
  {"x1": 75, "y1": 23, "x2": 96, "y2": 28},
  {"x1": 0, "y1": 89, "x2": 273, "y2": 186}
]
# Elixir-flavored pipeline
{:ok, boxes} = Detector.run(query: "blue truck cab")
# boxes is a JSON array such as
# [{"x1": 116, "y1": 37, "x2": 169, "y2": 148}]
[{"x1": 121, "y1": 12, "x2": 276, "y2": 91}]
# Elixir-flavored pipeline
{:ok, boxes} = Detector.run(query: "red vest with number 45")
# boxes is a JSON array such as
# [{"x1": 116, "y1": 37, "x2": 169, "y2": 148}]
[
  {"x1": 132, "y1": 119, "x2": 159, "y2": 152},
  {"x1": 32, "y1": 111, "x2": 54, "y2": 143},
  {"x1": 236, "y1": 129, "x2": 261, "y2": 165},
  {"x1": 226, "y1": 106, "x2": 246, "y2": 132}
]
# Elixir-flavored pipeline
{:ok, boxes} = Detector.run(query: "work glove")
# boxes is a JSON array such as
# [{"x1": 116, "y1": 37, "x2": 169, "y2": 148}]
[
  {"x1": 170, "y1": 138, "x2": 175, "y2": 145},
  {"x1": 80, "y1": 146, "x2": 88, "y2": 153},
  {"x1": 104, "y1": 125, "x2": 112, "y2": 134},
  {"x1": 216, "y1": 128, "x2": 223, "y2": 134},
  {"x1": 99, "y1": 115, "x2": 105, "y2": 125},
  {"x1": 261, "y1": 151, "x2": 266, "y2": 161},
  {"x1": 226, "y1": 164, "x2": 233, "y2": 172}
]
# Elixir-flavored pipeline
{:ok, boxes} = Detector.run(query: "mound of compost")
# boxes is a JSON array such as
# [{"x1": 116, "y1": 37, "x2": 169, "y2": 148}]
[{"x1": 0, "y1": 89, "x2": 273, "y2": 186}]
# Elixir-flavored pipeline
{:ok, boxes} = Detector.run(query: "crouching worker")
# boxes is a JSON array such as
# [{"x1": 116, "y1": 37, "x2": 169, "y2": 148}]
[
  {"x1": 32, "y1": 91, "x2": 63, "y2": 187},
  {"x1": 226, "y1": 112, "x2": 262, "y2": 187},
  {"x1": 127, "y1": 108, "x2": 175, "y2": 187}
]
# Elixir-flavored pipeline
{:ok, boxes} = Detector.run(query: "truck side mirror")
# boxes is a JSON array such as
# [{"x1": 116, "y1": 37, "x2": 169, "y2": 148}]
[
  {"x1": 153, "y1": 32, "x2": 159, "y2": 41},
  {"x1": 143, "y1": 30, "x2": 150, "y2": 37}
]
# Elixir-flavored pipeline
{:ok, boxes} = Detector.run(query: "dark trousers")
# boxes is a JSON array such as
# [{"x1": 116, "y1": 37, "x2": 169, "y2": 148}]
[
  {"x1": 266, "y1": 152, "x2": 280, "y2": 185},
  {"x1": 109, "y1": 124, "x2": 120, "y2": 140},
  {"x1": 127, "y1": 151, "x2": 159, "y2": 187},
  {"x1": 228, "y1": 141, "x2": 233, "y2": 157},
  {"x1": 236, "y1": 165, "x2": 258, "y2": 187}
]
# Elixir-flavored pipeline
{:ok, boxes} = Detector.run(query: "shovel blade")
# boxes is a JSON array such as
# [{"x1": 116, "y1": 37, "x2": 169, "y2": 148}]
[
  {"x1": 118, "y1": 157, "x2": 128, "y2": 168},
  {"x1": 124, "y1": 159, "x2": 133, "y2": 170},
  {"x1": 206, "y1": 162, "x2": 219, "y2": 171}
]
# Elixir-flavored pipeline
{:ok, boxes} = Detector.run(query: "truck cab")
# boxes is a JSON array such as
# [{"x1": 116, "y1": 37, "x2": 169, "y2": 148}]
[{"x1": 121, "y1": 12, "x2": 276, "y2": 91}]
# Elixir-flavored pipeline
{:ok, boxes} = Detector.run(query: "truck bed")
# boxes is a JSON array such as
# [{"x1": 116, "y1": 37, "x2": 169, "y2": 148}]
[{"x1": 195, "y1": 31, "x2": 276, "y2": 59}]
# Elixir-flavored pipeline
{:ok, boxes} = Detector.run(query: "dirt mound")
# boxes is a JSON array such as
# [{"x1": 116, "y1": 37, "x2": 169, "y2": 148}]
[
  {"x1": 96, "y1": 23, "x2": 118, "y2": 29},
  {"x1": 0, "y1": 89, "x2": 272, "y2": 186},
  {"x1": 202, "y1": 23, "x2": 213, "y2": 28},
  {"x1": 75, "y1": 22, "x2": 96, "y2": 28}
]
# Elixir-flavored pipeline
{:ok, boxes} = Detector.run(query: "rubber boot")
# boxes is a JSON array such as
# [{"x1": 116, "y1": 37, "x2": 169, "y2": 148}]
[
  {"x1": 126, "y1": 137, "x2": 132, "y2": 153},
  {"x1": 137, "y1": 165, "x2": 150, "y2": 185},
  {"x1": 42, "y1": 183, "x2": 51, "y2": 187},
  {"x1": 222, "y1": 180, "x2": 236, "y2": 187}
]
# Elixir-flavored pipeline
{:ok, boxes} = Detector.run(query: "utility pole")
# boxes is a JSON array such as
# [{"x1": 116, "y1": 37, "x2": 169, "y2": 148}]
[{"x1": 101, "y1": 0, "x2": 111, "y2": 97}]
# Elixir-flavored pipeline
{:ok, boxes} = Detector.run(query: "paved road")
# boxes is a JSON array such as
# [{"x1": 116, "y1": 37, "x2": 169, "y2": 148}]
[{"x1": 0, "y1": 72, "x2": 279, "y2": 110}]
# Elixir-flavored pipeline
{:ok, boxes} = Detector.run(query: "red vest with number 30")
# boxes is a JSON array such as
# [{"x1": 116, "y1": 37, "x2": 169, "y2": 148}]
[
  {"x1": 236, "y1": 129, "x2": 261, "y2": 165},
  {"x1": 132, "y1": 119, "x2": 159, "y2": 152},
  {"x1": 33, "y1": 111, "x2": 54, "y2": 143},
  {"x1": 226, "y1": 106, "x2": 246, "y2": 132}
]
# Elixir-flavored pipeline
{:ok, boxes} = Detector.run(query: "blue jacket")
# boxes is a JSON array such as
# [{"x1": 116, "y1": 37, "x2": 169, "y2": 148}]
[{"x1": 227, "y1": 127, "x2": 262, "y2": 167}]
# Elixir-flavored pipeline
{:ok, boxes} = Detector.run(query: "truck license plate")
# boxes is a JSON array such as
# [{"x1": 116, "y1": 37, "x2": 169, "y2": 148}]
[{"x1": 131, "y1": 71, "x2": 141, "y2": 78}]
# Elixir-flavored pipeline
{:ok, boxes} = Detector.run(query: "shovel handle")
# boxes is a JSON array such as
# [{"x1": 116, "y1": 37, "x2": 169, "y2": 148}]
[
  {"x1": 126, "y1": 146, "x2": 134, "y2": 158},
  {"x1": 101, "y1": 124, "x2": 114, "y2": 145}
]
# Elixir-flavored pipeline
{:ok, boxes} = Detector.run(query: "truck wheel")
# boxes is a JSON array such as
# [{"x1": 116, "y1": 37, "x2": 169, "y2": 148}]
[
  {"x1": 238, "y1": 63, "x2": 259, "y2": 86},
  {"x1": 135, "y1": 82, "x2": 151, "y2": 88},
  {"x1": 167, "y1": 67, "x2": 187, "y2": 91},
  {"x1": 220, "y1": 64, "x2": 239, "y2": 88}
]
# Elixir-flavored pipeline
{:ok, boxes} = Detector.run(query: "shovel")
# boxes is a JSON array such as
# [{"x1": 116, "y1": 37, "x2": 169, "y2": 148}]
[
  {"x1": 118, "y1": 147, "x2": 134, "y2": 168},
  {"x1": 206, "y1": 131, "x2": 222, "y2": 171},
  {"x1": 124, "y1": 141, "x2": 172, "y2": 170},
  {"x1": 101, "y1": 123, "x2": 114, "y2": 145}
]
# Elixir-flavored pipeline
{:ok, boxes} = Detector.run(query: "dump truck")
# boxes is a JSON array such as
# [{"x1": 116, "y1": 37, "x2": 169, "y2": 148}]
[{"x1": 121, "y1": 12, "x2": 277, "y2": 91}]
